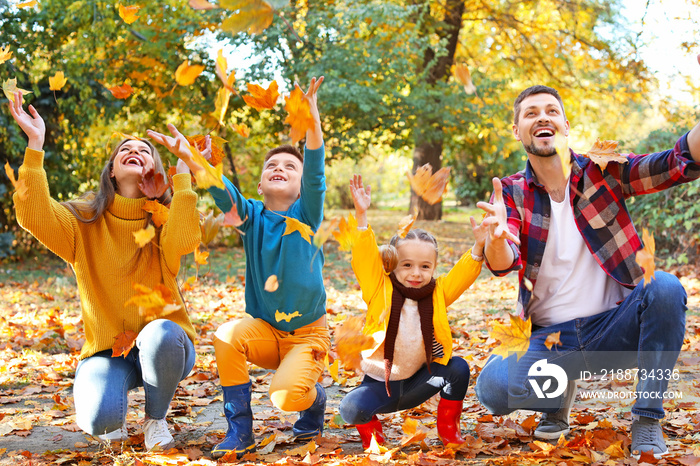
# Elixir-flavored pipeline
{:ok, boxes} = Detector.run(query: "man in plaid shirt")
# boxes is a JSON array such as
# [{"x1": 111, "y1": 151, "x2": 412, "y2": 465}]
[{"x1": 474, "y1": 64, "x2": 700, "y2": 460}]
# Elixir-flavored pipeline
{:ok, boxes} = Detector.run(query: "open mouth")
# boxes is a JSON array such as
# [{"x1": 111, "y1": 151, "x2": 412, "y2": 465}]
[
  {"x1": 270, "y1": 175, "x2": 287, "y2": 182},
  {"x1": 534, "y1": 128, "x2": 555, "y2": 138},
  {"x1": 123, "y1": 155, "x2": 144, "y2": 167}
]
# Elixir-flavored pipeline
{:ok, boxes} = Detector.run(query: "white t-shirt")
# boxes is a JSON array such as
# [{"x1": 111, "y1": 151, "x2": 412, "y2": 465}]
[{"x1": 527, "y1": 186, "x2": 631, "y2": 327}]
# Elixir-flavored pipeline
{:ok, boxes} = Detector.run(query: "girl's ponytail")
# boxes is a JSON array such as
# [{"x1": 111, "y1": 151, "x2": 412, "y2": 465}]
[{"x1": 379, "y1": 244, "x2": 398, "y2": 273}]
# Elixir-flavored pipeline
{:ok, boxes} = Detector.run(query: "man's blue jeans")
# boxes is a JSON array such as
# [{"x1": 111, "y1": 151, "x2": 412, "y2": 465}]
[
  {"x1": 475, "y1": 271, "x2": 687, "y2": 420},
  {"x1": 74, "y1": 319, "x2": 196, "y2": 436},
  {"x1": 339, "y1": 357, "x2": 470, "y2": 425}
]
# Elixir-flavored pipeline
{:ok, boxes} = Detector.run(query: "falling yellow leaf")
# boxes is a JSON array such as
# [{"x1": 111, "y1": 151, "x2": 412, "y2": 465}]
[
  {"x1": 242, "y1": 80, "x2": 279, "y2": 111},
  {"x1": 211, "y1": 86, "x2": 232, "y2": 125},
  {"x1": 407, "y1": 164, "x2": 451, "y2": 205},
  {"x1": 118, "y1": 4, "x2": 140, "y2": 24},
  {"x1": 334, "y1": 316, "x2": 375, "y2": 371},
  {"x1": 555, "y1": 132, "x2": 571, "y2": 179},
  {"x1": 231, "y1": 122, "x2": 250, "y2": 138},
  {"x1": 48, "y1": 71, "x2": 67, "y2": 91},
  {"x1": 282, "y1": 216, "x2": 314, "y2": 244},
  {"x1": 454, "y1": 63, "x2": 476, "y2": 94},
  {"x1": 275, "y1": 310, "x2": 301, "y2": 322},
  {"x1": 489, "y1": 315, "x2": 532, "y2": 360},
  {"x1": 328, "y1": 359, "x2": 339, "y2": 382},
  {"x1": 4, "y1": 162, "x2": 28, "y2": 201},
  {"x1": 331, "y1": 213, "x2": 359, "y2": 252},
  {"x1": 175, "y1": 61, "x2": 205, "y2": 86},
  {"x1": 220, "y1": 0, "x2": 275, "y2": 35},
  {"x1": 125, "y1": 283, "x2": 181, "y2": 321},
  {"x1": 584, "y1": 138, "x2": 628, "y2": 171},
  {"x1": 0, "y1": 45, "x2": 12, "y2": 65},
  {"x1": 313, "y1": 218, "x2": 339, "y2": 249},
  {"x1": 215, "y1": 49, "x2": 236, "y2": 93},
  {"x1": 194, "y1": 244, "x2": 209, "y2": 266},
  {"x1": 264, "y1": 275, "x2": 279, "y2": 292},
  {"x1": 16, "y1": 0, "x2": 38, "y2": 8},
  {"x1": 284, "y1": 87, "x2": 314, "y2": 144},
  {"x1": 366, "y1": 433, "x2": 388, "y2": 454},
  {"x1": 2, "y1": 77, "x2": 32, "y2": 103},
  {"x1": 187, "y1": 143, "x2": 225, "y2": 190},
  {"x1": 544, "y1": 331, "x2": 561, "y2": 350},
  {"x1": 397, "y1": 209, "x2": 417, "y2": 238},
  {"x1": 635, "y1": 228, "x2": 656, "y2": 286},
  {"x1": 142, "y1": 200, "x2": 169, "y2": 227},
  {"x1": 132, "y1": 224, "x2": 155, "y2": 247}
]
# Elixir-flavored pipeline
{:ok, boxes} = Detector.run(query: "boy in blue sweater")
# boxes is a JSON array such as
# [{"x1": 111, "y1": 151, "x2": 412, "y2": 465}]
[{"x1": 167, "y1": 77, "x2": 327, "y2": 458}]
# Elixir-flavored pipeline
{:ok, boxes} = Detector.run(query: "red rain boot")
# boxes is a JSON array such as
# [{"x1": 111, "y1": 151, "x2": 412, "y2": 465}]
[
  {"x1": 437, "y1": 398, "x2": 466, "y2": 446},
  {"x1": 355, "y1": 415, "x2": 385, "y2": 450}
]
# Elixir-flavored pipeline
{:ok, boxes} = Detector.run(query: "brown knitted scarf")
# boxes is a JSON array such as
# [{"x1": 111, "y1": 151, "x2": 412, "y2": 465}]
[{"x1": 384, "y1": 273, "x2": 436, "y2": 396}]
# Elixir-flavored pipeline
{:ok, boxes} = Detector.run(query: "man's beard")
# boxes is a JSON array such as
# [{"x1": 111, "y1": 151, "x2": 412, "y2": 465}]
[{"x1": 523, "y1": 141, "x2": 558, "y2": 157}]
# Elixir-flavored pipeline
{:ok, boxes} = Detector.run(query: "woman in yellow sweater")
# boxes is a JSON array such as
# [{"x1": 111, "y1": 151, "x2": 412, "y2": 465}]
[
  {"x1": 8, "y1": 91, "x2": 201, "y2": 451},
  {"x1": 339, "y1": 174, "x2": 518, "y2": 449}
]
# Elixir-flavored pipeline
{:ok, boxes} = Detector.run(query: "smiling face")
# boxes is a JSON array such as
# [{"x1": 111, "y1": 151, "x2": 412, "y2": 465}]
[
  {"x1": 110, "y1": 140, "x2": 155, "y2": 195},
  {"x1": 257, "y1": 152, "x2": 303, "y2": 210},
  {"x1": 513, "y1": 93, "x2": 570, "y2": 158},
  {"x1": 393, "y1": 239, "x2": 437, "y2": 288}
]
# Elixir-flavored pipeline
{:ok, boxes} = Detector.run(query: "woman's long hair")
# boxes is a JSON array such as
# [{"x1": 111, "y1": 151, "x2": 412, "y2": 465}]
[{"x1": 61, "y1": 138, "x2": 173, "y2": 270}]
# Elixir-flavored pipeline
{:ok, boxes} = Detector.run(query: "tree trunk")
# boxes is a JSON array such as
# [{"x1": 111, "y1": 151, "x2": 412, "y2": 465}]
[{"x1": 408, "y1": 0, "x2": 464, "y2": 220}]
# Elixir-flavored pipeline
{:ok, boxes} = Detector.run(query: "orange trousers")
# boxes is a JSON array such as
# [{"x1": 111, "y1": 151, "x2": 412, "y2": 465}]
[{"x1": 214, "y1": 317, "x2": 330, "y2": 412}]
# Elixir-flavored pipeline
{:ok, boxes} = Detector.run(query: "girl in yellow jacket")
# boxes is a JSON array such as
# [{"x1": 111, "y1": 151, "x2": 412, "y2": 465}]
[
  {"x1": 9, "y1": 92, "x2": 201, "y2": 451},
  {"x1": 339, "y1": 174, "x2": 517, "y2": 448}
]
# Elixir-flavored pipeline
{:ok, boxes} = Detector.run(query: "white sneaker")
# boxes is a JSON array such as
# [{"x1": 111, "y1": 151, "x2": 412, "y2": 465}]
[
  {"x1": 98, "y1": 423, "x2": 128, "y2": 442},
  {"x1": 143, "y1": 418, "x2": 174, "y2": 451}
]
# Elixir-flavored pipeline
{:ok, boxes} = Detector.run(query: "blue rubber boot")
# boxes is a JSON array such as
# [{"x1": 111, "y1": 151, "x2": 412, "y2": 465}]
[
  {"x1": 211, "y1": 382, "x2": 256, "y2": 459},
  {"x1": 292, "y1": 383, "x2": 326, "y2": 441}
]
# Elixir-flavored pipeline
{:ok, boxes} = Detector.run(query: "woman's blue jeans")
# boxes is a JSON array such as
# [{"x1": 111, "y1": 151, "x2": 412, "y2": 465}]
[
  {"x1": 340, "y1": 357, "x2": 470, "y2": 425},
  {"x1": 475, "y1": 271, "x2": 687, "y2": 420},
  {"x1": 74, "y1": 319, "x2": 196, "y2": 436}
]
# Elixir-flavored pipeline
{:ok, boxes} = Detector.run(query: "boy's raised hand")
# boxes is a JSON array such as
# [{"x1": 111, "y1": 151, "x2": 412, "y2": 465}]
[
  {"x1": 296, "y1": 76, "x2": 324, "y2": 150},
  {"x1": 350, "y1": 174, "x2": 371, "y2": 228},
  {"x1": 8, "y1": 91, "x2": 45, "y2": 151}
]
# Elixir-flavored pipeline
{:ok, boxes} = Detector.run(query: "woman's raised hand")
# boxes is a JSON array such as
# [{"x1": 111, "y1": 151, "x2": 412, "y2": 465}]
[
  {"x1": 147, "y1": 124, "x2": 204, "y2": 173},
  {"x1": 8, "y1": 91, "x2": 45, "y2": 151}
]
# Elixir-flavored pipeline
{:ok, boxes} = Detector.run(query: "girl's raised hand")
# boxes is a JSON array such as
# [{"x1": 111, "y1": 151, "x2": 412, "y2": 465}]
[
  {"x1": 8, "y1": 91, "x2": 45, "y2": 151},
  {"x1": 350, "y1": 174, "x2": 371, "y2": 228}
]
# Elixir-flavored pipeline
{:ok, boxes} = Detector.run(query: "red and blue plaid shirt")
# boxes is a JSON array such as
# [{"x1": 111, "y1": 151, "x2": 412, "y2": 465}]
[{"x1": 487, "y1": 133, "x2": 700, "y2": 318}]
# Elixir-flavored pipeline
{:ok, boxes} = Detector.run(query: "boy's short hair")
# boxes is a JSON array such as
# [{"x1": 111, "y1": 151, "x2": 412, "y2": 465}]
[
  {"x1": 264, "y1": 144, "x2": 304, "y2": 164},
  {"x1": 513, "y1": 85, "x2": 566, "y2": 124}
]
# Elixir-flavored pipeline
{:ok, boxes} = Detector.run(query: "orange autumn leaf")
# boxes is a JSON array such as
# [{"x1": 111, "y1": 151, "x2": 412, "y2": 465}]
[
  {"x1": 215, "y1": 49, "x2": 236, "y2": 93},
  {"x1": 635, "y1": 228, "x2": 656, "y2": 285},
  {"x1": 0, "y1": 45, "x2": 12, "y2": 65},
  {"x1": 275, "y1": 310, "x2": 301, "y2": 322},
  {"x1": 142, "y1": 200, "x2": 169, "y2": 227},
  {"x1": 242, "y1": 80, "x2": 279, "y2": 111},
  {"x1": 133, "y1": 224, "x2": 155, "y2": 247},
  {"x1": 489, "y1": 315, "x2": 532, "y2": 360},
  {"x1": 220, "y1": 0, "x2": 275, "y2": 35},
  {"x1": 407, "y1": 163, "x2": 451, "y2": 205},
  {"x1": 4, "y1": 162, "x2": 28, "y2": 201},
  {"x1": 189, "y1": 0, "x2": 217, "y2": 9},
  {"x1": 264, "y1": 275, "x2": 279, "y2": 292},
  {"x1": 231, "y1": 122, "x2": 250, "y2": 138},
  {"x1": 334, "y1": 316, "x2": 375, "y2": 371},
  {"x1": 138, "y1": 169, "x2": 169, "y2": 199},
  {"x1": 454, "y1": 63, "x2": 476, "y2": 95},
  {"x1": 48, "y1": 71, "x2": 67, "y2": 91},
  {"x1": 109, "y1": 82, "x2": 134, "y2": 99},
  {"x1": 332, "y1": 213, "x2": 359, "y2": 252},
  {"x1": 194, "y1": 245, "x2": 209, "y2": 266},
  {"x1": 282, "y1": 216, "x2": 313, "y2": 244},
  {"x1": 186, "y1": 143, "x2": 224, "y2": 189},
  {"x1": 118, "y1": 4, "x2": 140, "y2": 24},
  {"x1": 112, "y1": 330, "x2": 138, "y2": 358},
  {"x1": 544, "y1": 331, "x2": 561, "y2": 350},
  {"x1": 284, "y1": 87, "x2": 314, "y2": 144},
  {"x1": 313, "y1": 218, "x2": 339, "y2": 249},
  {"x1": 399, "y1": 417, "x2": 429, "y2": 448},
  {"x1": 175, "y1": 61, "x2": 205, "y2": 86},
  {"x1": 200, "y1": 210, "x2": 224, "y2": 246},
  {"x1": 186, "y1": 134, "x2": 226, "y2": 166},
  {"x1": 16, "y1": 0, "x2": 37, "y2": 7},
  {"x1": 124, "y1": 283, "x2": 180, "y2": 321},
  {"x1": 584, "y1": 139, "x2": 628, "y2": 171},
  {"x1": 397, "y1": 208, "x2": 417, "y2": 238},
  {"x1": 223, "y1": 202, "x2": 247, "y2": 228}
]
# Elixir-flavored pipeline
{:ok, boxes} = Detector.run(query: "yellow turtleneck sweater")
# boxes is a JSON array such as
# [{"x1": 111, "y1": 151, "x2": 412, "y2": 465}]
[{"x1": 13, "y1": 148, "x2": 200, "y2": 359}]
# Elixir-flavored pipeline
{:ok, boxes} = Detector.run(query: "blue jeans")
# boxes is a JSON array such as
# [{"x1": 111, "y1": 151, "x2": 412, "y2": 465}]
[
  {"x1": 475, "y1": 271, "x2": 687, "y2": 420},
  {"x1": 74, "y1": 319, "x2": 196, "y2": 436},
  {"x1": 339, "y1": 357, "x2": 470, "y2": 425}
]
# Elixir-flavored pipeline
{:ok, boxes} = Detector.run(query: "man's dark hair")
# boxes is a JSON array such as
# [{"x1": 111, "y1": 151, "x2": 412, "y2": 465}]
[
  {"x1": 264, "y1": 144, "x2": 304, "y2": 164},
  {"x1": 513, "y1": 85, "x2": 566, "y2": 125}
]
